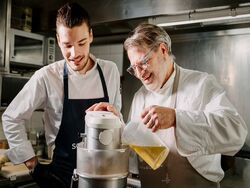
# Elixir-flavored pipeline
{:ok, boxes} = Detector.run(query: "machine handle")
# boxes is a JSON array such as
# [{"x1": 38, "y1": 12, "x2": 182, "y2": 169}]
[{"x1": 70, "y1": 169, "x2": 79, "y2": 188}]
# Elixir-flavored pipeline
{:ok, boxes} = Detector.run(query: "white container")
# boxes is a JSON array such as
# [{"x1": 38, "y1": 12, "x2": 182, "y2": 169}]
[{"x1": 85, "y1": 111, "x2": 121, "y2": 150}]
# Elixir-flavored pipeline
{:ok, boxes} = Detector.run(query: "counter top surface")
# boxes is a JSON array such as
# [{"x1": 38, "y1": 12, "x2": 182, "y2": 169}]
[
  {"x1": 0, "y1": 162, "x2": 35, "y2": 187},
  {"x1": 0, "y1": 157, "x2": 249, "y2": 188},
  {"x1": 0, "y1": 162, "x2": 29, "y2": 178}
]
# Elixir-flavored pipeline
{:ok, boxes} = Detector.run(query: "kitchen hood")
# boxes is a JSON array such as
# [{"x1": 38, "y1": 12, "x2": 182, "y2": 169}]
[
  {"x1": 81, "y1": 0, "x2": 250, "y2": 37},
  {"x1": 150, "y1": 5, "x2": 250, "y2": 27},
  {"x1": 12, "y1": 0, "x2": 250, "y2": 36}
]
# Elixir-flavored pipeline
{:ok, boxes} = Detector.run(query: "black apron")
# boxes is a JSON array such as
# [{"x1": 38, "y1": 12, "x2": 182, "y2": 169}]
[
  {"x1": 32, "y1": 62, "x2": 109, "y2": 188},
  {"x1": 138, "y1": 64, "x2": 219, "y2": 188}
]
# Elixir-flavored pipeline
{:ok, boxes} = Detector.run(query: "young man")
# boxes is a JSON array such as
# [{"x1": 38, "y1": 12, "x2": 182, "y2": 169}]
[{"x1": 2, "y1": 3, "x2": 121, "y2": 188}]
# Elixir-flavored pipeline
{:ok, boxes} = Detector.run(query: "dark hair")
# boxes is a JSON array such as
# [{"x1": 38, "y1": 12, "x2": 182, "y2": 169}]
[{"x1": 56, "y1": 2, "x2": 91, "y2": 32}]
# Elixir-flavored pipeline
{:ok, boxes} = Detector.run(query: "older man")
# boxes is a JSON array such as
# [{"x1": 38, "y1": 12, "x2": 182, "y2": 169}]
[{"x1": 123, "y1": 23, "x2": 247, "y2": 188}]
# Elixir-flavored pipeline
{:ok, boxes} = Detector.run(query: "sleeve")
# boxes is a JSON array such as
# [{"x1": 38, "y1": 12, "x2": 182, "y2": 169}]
[
  {"x1": 2, "y1": 71, "x2": 47, "y2": 164},
  {"x1": 175, "y1": 74, "x2": 248, "y2": 157}
]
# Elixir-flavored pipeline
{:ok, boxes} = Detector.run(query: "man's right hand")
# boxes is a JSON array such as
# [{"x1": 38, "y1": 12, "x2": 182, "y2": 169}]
[
  {"x1": 25, "y1": 156, "x2": 38, "y2": 171},
  {"x1": 86, "y1": 102, "x2": 119, "y2": 117}
]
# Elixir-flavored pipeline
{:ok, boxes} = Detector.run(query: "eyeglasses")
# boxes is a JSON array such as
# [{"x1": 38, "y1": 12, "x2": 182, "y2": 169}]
[{"x1": 126, "y1": 46, "x2": 156, "y2": 76}]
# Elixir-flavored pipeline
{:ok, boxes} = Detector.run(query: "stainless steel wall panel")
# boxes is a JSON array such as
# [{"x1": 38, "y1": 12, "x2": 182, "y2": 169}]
[{"x1": 171, "y1": 28, "x2": 250, "y2": 150}]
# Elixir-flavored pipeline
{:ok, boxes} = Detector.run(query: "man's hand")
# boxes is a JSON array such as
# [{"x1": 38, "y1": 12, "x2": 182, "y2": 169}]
[
  {"x1": 25, "y1": 156, "x2": 38, "y2": 171},
  {"x1": 86, "y1": 102, "x2": 119, "y2": 117},
  {"x1": 141, "y1": 105, "x2": 176, "y2": 132}
]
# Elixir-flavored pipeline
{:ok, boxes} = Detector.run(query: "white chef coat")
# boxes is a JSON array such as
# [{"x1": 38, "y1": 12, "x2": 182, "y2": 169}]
[
  {"x1": 128, "y1": 64, "x2": 247, "y2": 182},
  {"x1": 2, "y1": 54, "x2": 122, "y2": 164}
]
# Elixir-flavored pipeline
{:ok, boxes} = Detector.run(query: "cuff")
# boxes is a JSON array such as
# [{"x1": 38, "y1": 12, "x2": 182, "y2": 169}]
[{"x1": 6, "y1": 140, "x2": 35, "y2": 164}]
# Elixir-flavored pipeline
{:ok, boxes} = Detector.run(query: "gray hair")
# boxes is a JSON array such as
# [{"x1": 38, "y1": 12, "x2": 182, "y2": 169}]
[{"x1": 124, "y1": 23, "x2": 173, "y2": 57}]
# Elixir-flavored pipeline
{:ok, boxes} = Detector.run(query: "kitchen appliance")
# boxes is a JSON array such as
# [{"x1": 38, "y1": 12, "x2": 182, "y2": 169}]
[
  {"x1": 0, "y1": 74, "x2": 29, "y2": 109},
  {"x1": 85, "y1": 111, "x2": 121, "y2": 150},
  {"x1": 9, "y1": 29, "x2": 55, "y2": 69},
  {"x1": 45, "y1": 37, "x2": 56, "y2": 64},
  {"x1": 73, "y1": 111, "x2": 129, "y2": 188}
]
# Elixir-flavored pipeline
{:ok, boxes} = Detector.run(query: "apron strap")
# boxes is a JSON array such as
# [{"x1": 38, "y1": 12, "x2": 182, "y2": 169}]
[
  {"x1": 97, "y1": 63, "x2": 109, "y2": 101},
  {"x1": 170, "y1": 63, "x2": 180, "y2": 108},
  {"x1": 63, "y1": 62, "x2": 69, "y2": 99}
]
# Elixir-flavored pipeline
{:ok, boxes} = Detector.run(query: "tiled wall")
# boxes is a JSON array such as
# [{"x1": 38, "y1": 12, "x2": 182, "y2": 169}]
[{"x1": 90, "y1": 44, "x2": 124, "y2": 76}]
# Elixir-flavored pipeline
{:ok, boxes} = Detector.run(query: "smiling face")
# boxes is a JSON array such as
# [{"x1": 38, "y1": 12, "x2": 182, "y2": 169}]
[
  {"x1": 127, "y1": 44, "x2": 172, "y2": 91},
  {"x1": 57, "y1": 22, "x2": 93, "y2": 73}
]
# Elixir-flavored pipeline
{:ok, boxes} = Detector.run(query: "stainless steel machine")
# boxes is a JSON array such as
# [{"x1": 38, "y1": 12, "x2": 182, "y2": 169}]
[{"x1": 73, "y1": 111, "x2": 129, "y2": 188}]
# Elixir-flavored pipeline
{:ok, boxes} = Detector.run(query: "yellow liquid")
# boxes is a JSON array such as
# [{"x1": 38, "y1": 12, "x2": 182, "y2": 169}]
[{"x1": 130, "y1": 145, "x2": 169, "y2": 170}]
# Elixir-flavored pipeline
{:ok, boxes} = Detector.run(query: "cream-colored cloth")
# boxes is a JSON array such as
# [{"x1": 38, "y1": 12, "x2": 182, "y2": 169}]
[{"x1": 0, "y1": 155, "x2": 10, "y2": 170}]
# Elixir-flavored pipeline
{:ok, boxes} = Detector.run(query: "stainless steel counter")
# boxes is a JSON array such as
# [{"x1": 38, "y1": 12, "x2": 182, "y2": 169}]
[
  {"x1": 0, "y1": 174, "x2": 37, "y2": 188},
  {"x1": 1, "y1": 157, "x2": 248, "y2": 188},
  {"x1": 220, "y1": 157, "x2": 250, "y2": 188},
  {"x1": 127, "y1": 177, "x2": 141, "y2": 188},
  {"x1": 0, "y1": 162, "x2": 37, "y2": 188}
]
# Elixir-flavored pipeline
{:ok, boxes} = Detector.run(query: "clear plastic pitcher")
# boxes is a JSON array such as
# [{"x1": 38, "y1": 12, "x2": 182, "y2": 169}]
[{"x1": 122, "y1": 121, "x2": 169, "y2": 170}]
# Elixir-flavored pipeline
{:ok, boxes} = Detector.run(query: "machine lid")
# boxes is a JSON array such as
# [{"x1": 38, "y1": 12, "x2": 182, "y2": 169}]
[{"x1": 85, "y1": 111, "x2": 121, "y2": 129}]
